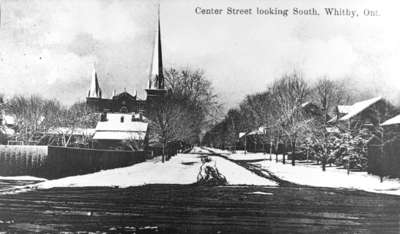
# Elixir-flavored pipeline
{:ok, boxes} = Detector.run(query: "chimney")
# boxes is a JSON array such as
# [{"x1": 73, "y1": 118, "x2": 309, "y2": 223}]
[{"x1": 100, "y1": 111, "x2": 107, "y2": 122}]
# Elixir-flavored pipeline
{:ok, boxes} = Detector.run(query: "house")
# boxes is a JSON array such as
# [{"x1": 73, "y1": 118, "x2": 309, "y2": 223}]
[
  {"x1": 327, "y1": 105, "x2": 352, "y2": 123},
  {"x1": 381, "y1": 114, "x2": 400, "y2": 127},
  {"x1": 329, "y1": 97, "x2": 393, "y2": 130},
  {"x1": 238, "y1": 102, "x2": 324, "y2": 152},
  {"x1": 301, "y1": 102, "x2": 324, "y2": 119},
  {"x1": 92, "y1": 113, "x2": 148, "y2": 150},
  {"x1": 380, "y1": 114, "x2": 400, "y2": 140}
]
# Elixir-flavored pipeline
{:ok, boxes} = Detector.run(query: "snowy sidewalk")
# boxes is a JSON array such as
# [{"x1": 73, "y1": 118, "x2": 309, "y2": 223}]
[{"x1": 226, "y1": 152, "x2": 400, "y2": 196}]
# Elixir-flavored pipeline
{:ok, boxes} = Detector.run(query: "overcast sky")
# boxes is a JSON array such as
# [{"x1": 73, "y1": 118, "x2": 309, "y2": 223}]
[{"x1": 1, "y1": 0, "x2": 400, "y2": 109}]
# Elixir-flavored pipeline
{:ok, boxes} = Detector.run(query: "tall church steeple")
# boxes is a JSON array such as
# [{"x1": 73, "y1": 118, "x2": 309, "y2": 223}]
[
  {"x1": 146, "y1": 5, "x2": 166, "y2": 98},
  {"x1": 87, "y1": 66, "x2": 102, "y2": 98}
]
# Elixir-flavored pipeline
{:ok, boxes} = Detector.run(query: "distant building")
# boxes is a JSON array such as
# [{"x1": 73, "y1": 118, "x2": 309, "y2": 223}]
[
  {"x1": 84, "y1": 10, "x2": 167, "y2": 151},
  {"x1": 329, "y1": 97, "x2": 394, "y2": 130},
  {"x1": 92, "y1": 113, "x2": 148, "y2": 150},
  {"x1": 86, "y1": 10, "x2": 166, "y2": 113}
]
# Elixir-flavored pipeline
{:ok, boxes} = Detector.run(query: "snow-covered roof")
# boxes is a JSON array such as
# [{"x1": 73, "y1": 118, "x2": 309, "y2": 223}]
[
  {"x1": 93, "y1": 113, "x2": 148, "y2": 141},
  {"x1": 0, "y1": 126, "x2": 15, "y2": 136},
  {"x1": 96, "y1": 113, "x2": 148, "y2": 132},
  {"x1": 301, "y1": 102, "x2": 310, "y2": 108},
  {"x1": 247, "y1": 129, "x2": 264, "y2": 136},
  {"x1": 327, "y1": 115, "x2": 338, "y2": 124},
  {"x1": 47, "y1": 127, "x2": 95, "y2": 135},
  {"x1": 381, "y1": 114, "x2": 400, "y2": 126},
  {"x1": 337, "y1": 105, "x2": 352, "y2": 114},
  {"x1": 326, "y1": 126, "x2": 340, "y2": 133},
  {"x1": 339, "y1": 97, "x2": 382, "y2": 121},
  {"x1": 3, "y1": 115, "x2": 16, "y2": 126}
]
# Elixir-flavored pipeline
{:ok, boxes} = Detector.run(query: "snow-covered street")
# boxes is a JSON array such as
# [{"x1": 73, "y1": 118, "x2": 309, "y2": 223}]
[
  {"x1": 0, "y1": 148, "x2": 275, "y2": 193},
  {"x1": 224, "y1": 151, "x2": 400, "y2": 196},
  {"x1": 3, "y1": 147, "x2": 400, "y2": 197},
  {"x1": 2, "y1": 148, "x2": 400, "y2": 233}
]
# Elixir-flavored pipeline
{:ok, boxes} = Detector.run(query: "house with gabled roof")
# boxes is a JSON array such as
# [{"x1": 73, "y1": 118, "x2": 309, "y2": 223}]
[
  {"x1": 92, "y1": 113, "x2": 148, "y2": 150},
  {"x1": 380, "y1": 114, "x2": 400, "y2": 140},
  {"x1": 329, "y1": 97, "x2": 395, "y2": 130}
]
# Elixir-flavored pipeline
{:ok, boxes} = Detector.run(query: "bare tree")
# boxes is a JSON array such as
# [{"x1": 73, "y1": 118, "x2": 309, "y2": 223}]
[
  {"x1": 6, "y1": 95, "x2": 65, "y2": 144},
  {"x1": 60, "y1": 101, "x2": 98, "y2": 147},
  {"x1": 271, "y1": 71, "x2": 310, "y2": 166},
  {"x1": 147, "y1": 94, "x2": 199, "y2": 161},
  {"x1": 310, "y1": 77, "x2": 352, "y2": 170},
  {"x1": 147, "y1": 67, "x2": 218, "y2": 161}
]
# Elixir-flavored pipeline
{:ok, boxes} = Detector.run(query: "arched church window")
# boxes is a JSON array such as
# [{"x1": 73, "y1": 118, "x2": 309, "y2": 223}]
[{"x1": 120, "y1": 106, "x2": 128, "y2": 113}]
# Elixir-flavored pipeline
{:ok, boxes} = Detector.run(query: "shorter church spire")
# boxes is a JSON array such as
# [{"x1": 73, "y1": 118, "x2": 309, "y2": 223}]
[{"x1": 87, "y1": 67, "x2": 102, "y2": 98}]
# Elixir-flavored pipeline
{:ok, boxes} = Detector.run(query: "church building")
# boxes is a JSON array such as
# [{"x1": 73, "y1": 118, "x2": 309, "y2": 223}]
[
  {"x1": 85, "y1": 9, "x2": 167, "y2": 150},
  {"x1": 86, "y1": 10, "x2": 166, "y2": 113}
]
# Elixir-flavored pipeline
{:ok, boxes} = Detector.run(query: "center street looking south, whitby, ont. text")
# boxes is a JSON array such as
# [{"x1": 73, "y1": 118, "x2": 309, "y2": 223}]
[{"x1": 195, "y1": 7, "x2": 380, "y2": 18}]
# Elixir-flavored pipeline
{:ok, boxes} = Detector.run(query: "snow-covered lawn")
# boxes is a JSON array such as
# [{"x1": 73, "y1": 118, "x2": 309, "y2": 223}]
[
  {"x1": 228, "y1": 152, "x2": 400, "y2": 196},
  {"x1": 0, "y1": 148, "x2": 275, "y2": 192}
]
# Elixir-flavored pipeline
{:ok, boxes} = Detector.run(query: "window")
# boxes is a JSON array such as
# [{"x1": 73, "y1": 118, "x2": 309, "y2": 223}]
[{"x1": 120, "y1": 106, "x2": 128, "y2": 113}]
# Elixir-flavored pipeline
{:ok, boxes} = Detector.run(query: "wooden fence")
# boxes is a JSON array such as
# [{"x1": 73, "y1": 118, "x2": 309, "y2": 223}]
[
  {"x1": 0, "y1": 145, "x2": 150, "y2": 179},
  {"x1": 367, "y1": 136, "x2": 400, "y2": 178},
  {"x1": 0, "y1": 145, "x2": 48, "y2": 177}
]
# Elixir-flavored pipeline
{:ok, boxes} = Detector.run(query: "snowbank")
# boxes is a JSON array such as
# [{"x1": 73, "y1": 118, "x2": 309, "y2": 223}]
[
  {"x1": 201, "y1": 147, "x2": 231, "y2": 155},
  {"x1": 229, "y1": 152, "x2": 400, "y2": 196},
  {"x1": 227, "y1": 153, "x2": 271, "y2": 161},
  {"x1": 26, "y1": 152, "x2": 275, "y2": 190},
  {"x1": 0, "y1": 176, "x2": 46, "y2": 181},
  {"x1": 190, "y1": 147, "x2": 213, "y2": 154},
  {"x1": 210, "y1": 156, "x2": 275, "y2": 185}
]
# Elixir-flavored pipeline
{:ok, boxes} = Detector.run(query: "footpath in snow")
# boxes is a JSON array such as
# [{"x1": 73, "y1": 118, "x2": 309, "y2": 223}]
[
  {"x1": 0, "y1": 147, "x2": 276, "y2": 193},
  {"x1": 224, "y1": 151, "x2": 400, "y2": 196}
]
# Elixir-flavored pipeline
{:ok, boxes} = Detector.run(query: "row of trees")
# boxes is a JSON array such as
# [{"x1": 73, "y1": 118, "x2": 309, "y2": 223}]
[
  {"x1": 0, "y1": 96, "x2": 97, "y2": 146},
  {"x1": 146, "y1": 68, "x2": 219, "y2": 156},
  {"x1": 203, "y1": 72, "x2": 398, "y2": 171},
  {"x1": 0, "y1": 67, "x2": 219, "y2": 153}
]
